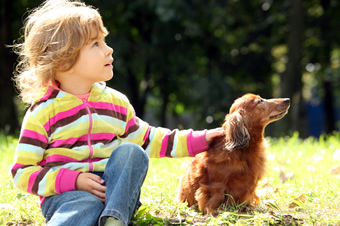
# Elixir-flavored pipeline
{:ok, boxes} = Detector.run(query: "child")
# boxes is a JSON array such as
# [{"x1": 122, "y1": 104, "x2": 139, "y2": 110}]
[{"x1": 11, "y1": 0, "x2": 224, "y2": 225}]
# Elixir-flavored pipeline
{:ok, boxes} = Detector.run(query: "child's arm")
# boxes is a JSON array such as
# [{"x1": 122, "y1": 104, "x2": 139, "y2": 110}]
[
  {"x1": 11, "y1": 112, "x2": 81, "y2": 197},
  {"x1": 119, "y1": 103, "x2": 224, "y2": 158}
]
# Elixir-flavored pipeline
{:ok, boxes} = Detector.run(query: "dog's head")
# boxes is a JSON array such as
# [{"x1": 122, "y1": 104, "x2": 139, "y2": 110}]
[{"x1": 223, "y1": 93, "x2": 290, "y2": 151}]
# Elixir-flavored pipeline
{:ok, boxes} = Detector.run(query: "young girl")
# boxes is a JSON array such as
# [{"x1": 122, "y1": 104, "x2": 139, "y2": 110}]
[{"x1": 11, "y1": 0, "x2": 224, "y2": 225}]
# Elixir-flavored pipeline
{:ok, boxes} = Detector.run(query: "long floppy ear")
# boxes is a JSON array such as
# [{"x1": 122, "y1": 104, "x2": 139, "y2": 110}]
[{"x1": 223, "y1": 111, "x2": 250, "y2": 151}]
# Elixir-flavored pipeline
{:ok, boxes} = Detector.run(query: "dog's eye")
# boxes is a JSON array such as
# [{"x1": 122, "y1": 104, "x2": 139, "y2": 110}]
[{"x1": 258, "y1": 99, "x2": 264, "y2": 104}]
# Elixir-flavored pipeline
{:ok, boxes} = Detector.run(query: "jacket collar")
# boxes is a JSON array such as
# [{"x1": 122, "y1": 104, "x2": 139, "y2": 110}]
[{"x1": 33, "y1": 82, "x2": 107, "y2": 104}]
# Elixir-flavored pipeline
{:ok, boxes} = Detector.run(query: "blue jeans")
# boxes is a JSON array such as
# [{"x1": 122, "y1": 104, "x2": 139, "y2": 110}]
[{"x1": 41, "y1": 143, "x2": 149, "y2": 226}]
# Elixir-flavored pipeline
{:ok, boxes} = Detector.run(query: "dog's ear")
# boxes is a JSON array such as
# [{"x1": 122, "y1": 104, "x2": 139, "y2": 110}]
[{"x1": 223, "y1": 111, "x2": 250, "y2": 151}]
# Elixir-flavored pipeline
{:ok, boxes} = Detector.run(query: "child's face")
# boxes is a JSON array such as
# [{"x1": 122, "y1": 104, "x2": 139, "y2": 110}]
[{"x1": 70, "y1": 25, "x2": 114, "y2": 85}]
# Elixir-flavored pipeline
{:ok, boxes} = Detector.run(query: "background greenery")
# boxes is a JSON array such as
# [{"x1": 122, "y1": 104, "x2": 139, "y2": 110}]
[
  {"x1": 1, "y1": 133, "x2": 340, "y2": 225},
  {"x1": 1, "y1": 1, "x2": 340, "y2": 224},
  {"x1": 0, "y1": 0, "x2": 339, "y2": 137}
]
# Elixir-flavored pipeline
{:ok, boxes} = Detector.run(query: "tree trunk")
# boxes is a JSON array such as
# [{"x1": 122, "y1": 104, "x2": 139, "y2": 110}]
[
  {"x1": 127, "y1": 67, "x2": 142, "y2": 116},
  {"x1": 323, "y1": 81, "x2": 336, "y2": 133},
  {"x1": 160, "y1": 72, "x2": 169, "y2": 127},
  {"x1": 278, "y1": 0, "x2": 307, "y2": 137},
  {"x1": 0, "y1": 0, "x2": 19, "y2": 133},
  {"x1": 320, "y1": 0, "x2": 336, "y2": 134},
  {"x1": 126, "y1": 57, "x2": 152, "y2": 119}
]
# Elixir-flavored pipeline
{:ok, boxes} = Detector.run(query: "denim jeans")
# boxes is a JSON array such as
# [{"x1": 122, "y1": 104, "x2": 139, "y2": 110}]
[{"x1": 41, "y1": 143, "x2": 149, "y2": 226}]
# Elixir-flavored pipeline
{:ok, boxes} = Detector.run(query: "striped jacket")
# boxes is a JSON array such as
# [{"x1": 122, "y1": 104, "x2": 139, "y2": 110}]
[{"x1": 11, "y1": 82, "x2": 208, "y2": 202}]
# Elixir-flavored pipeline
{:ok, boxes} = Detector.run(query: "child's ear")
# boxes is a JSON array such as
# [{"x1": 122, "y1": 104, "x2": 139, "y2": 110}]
[{"x1": 223, "y1": 111, "x2": 249, "y2": 151}]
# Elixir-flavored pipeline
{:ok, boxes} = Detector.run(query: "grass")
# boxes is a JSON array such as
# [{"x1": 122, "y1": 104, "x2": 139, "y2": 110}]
[{"x1": 1, "y1": 132, "x2": 340, "y2": 225}]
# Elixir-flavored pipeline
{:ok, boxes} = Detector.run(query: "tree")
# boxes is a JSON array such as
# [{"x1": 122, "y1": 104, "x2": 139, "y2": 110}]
[
  {"x1": 0, "y1": 0, "x2": 19, "y2": 133},
  {"x1": 318, "y1": 0, "x2": 338, "y2": 133},
  {"x1": 277, "y1": 0, "x2": 308, "y2": 137},
  {"x1": 2, "y1": 0, "x2": 339, "y2": 136},
  {"x1": 93, "y1": 0, "x2": 278, "y2": 129}
]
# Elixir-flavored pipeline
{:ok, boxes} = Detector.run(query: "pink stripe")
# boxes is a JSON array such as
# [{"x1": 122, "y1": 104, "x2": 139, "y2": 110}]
[
  {"x1": 43, "y1": 102, "x2": 127, "y2": 132},
  {"x1": 21, "y1": 129, "x2": 48, "y2": 143},
  {"x1": 11, "y1": 163, "x2": 26, "y2": 171},
  {"x1": 125, "y1": 117, "x2": 137, "y2": 133},
  {"x1": 51, "y1": 133, "x2": 116, "y2": 147},
  {"x1": 50, "y1": 135, "x2": 88, "y2": 147},
  {"x1": 86, "y1": 158, "x2": 104, "y2": 163},
  {"x1": 39, "y1": 197, "x2": 46, "y2": 208},
  {"x1": 27, "y1": 170, "x2": 40, "y2": 193},
  {"x1": 45, "y1": 154, "x2": 105, "y2": 164},
  {"x1": 84, "y1": 101, "x2": 94, "y2": 170},
  {"x1": 43, "y1": 105, "x2": 85, "y2": 132},
  {"x1": 144, "y1": 127, "x2": 150, "y2": 142},
  {"x1": 40, "y1": 87, "x2": 54, "y2": 101},
  {"x1": 89, "y1": 102, "x2": 127, "y2": 115},
  {"x1": 38, "y1": 160, "x2": 46, "y2": 166},
  {"x1": 92, "y1": 133, "x2": 116, "y2": 140},
  {"x1": 46, "y1": 155, "x2": 79, "y2": 163},
  {"x1": 159, "y1": 132, "x2": 170, "y2": 157}
]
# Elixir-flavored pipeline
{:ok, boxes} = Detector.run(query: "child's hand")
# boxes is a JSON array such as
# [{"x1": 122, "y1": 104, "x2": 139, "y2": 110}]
[
  {"x1": 76, "y1": 173, "x2": 106, "y2": 202},
  {"x1": 205, "y1": 127, "x2": 225, "y2": 144}
]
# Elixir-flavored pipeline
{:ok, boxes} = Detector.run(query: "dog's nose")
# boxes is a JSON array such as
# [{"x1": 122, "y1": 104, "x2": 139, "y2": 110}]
[{"x1": 284, "y1": 98, "x2": 290, "y2": 104}]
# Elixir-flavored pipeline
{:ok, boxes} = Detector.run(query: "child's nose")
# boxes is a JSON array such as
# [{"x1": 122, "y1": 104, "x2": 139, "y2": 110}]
[{"x1": 106, "y1": 45, "x2": 113, "y2": 56}]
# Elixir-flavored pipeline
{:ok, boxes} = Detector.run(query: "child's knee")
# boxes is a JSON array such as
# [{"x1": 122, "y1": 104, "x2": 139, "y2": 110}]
[{"x1": 115, "y1": 143, "x2": 149, "y2": 165}]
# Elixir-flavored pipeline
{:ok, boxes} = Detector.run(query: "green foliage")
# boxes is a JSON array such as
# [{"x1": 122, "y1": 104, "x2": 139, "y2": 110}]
[
  {"x1": 3, "y1": 0, "x2": 340, "y2": 135},
  {"x1": 85, "y1": 0, "x2": 340, "y2": 134},
  {"x1": 87, "y1": 0, "x2": 292, "y2": 129}
]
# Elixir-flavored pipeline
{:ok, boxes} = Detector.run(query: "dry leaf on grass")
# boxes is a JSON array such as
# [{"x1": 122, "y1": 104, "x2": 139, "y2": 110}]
[
  {"x1": 269, "y1": 211, "x2": 305, "y2": 225},
  {"x1": 329, "y1": 165, "x2": 340, "y2": 176},
  {"x1": 289, "y1": 195, "x2": 307, "y2": 208}
]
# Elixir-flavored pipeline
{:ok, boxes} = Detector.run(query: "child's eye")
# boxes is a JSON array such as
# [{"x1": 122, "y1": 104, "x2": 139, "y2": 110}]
[{"x1": 93, "y1": 42, "x2": 99, "y2": 47}]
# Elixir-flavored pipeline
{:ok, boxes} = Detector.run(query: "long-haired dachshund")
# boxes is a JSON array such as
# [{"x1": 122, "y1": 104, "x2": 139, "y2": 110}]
[{"x1": 178, "y1": 94, "x2": 290, "y2": 214}]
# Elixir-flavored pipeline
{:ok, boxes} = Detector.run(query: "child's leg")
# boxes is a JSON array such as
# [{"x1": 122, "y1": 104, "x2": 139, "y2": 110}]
[
  {"x1": 42, "y1": 190, "x2": 104, "y2": 225},
  {"x1": 99, "y1": 143, "x2": 149, "y2": 226}
]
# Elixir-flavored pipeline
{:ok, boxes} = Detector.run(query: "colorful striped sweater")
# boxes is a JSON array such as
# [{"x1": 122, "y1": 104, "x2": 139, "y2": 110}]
[{"x1": 11, "y1": 82, "x2": 208, "y2": 203}]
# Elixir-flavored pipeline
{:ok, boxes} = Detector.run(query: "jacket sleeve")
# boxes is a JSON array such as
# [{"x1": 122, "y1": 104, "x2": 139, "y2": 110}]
[
  {"x1": 11, "y1": 111, "x2": 81, "y2": 197},
  {"x1": 118, "y1": 102, "x2": 209, "y2": 158}
]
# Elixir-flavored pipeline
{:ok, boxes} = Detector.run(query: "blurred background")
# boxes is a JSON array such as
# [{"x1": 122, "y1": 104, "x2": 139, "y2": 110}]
[{"x1": 0, "y1": 0, "x2": 339, "y2": 138}]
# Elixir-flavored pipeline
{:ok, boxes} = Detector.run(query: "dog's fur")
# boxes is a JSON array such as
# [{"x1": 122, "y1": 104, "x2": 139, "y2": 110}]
[{"x1": 178, "y1": 94, "x2": 290, "y2": 213}]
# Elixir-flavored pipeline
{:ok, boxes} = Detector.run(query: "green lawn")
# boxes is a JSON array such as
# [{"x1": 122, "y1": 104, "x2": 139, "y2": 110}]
[{"x1": 1, "y1": 132, "x2": 340, "y2": 225}]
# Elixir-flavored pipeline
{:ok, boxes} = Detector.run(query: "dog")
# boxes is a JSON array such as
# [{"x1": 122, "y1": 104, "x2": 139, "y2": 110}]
[{"x1": 178, "y1": 93, "x2": 290, "y2": 214}]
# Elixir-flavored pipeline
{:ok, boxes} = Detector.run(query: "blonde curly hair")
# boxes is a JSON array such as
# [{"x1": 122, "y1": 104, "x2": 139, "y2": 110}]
[{"x1": 13, "y1": 0, "x2": 108, "y2": 104}]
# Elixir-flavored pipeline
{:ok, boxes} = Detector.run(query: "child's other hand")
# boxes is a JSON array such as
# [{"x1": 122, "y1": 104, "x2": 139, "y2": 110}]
[
  {"x1": 205, "y1": 127, "x2": 225, "y2": 144},
  {"x1": 76, "y1": 173, "x2": 106, "y2": 202}
]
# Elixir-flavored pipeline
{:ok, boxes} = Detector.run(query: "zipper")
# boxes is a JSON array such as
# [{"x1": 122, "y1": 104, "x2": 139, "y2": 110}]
[{"x1": 83, "y1": 97, "x2": 94, "y2": 172}]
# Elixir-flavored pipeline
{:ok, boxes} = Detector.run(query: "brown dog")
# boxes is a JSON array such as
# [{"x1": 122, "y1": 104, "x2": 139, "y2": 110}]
[{"x1": 178, "y1": 94, "x2": 290, "y2": 213}]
